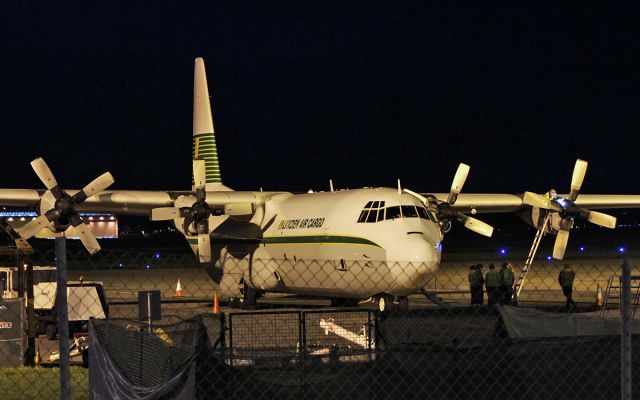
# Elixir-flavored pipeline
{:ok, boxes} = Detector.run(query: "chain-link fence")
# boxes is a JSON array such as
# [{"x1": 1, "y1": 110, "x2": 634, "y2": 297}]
[{"x1": 1, "y1": 242, "x2": 639, "y2": 399}]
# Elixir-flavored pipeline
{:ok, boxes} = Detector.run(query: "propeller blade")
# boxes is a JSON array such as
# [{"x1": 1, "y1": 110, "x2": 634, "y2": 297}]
[
  {"x1": 80, "y1": 172, "x2": 115, "y2": 199},
  {"x1": 198, "y1": 232, "x2": 211, "y2": 263},
  {"x1": 16, "y1": 215, "x2": 50, "y2": 240},
  {"x1": 448, "y1": 163, "x2": 470, "y2": 205},
  {"x1": 208, "y1": 215, "x2": 229, "y2": 232},
  {"x1": 31, "y1": 158, "x2": 58, "y2": 190},
  {"x1": 69, "y1": 222, "x2": 101, "y2": 255},
  {"x1": 587, "y1": 211, "x2": 617, "y2": 229},
  {"x1": 462, "y1": 215, "x2": 494, "y2": 237},
  {"x1": 522, "y1": 192, "x2": 552, "y2": 209},
  {"x1": 569, "y1": 159, "x2": 588, "y2": 201},
  {"x1": 151, "y1": 207, "x2": 179, "y2": 221},
  {"x1": 193, "y1": 159, "x2": 206, "y2": 189},
  {"x1": 553, "y1": 229, "x2": 570, "y2": 260}
]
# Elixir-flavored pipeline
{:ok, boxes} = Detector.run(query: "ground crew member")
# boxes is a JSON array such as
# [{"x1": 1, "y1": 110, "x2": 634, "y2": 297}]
[
  {"x1": 485, "y1": 263, "x2": 500, "y2": 306},
  {"x1": 499, "y1": 262, "x2": 515, "y2": 305},
  {"x1": 468, "y1": 264, "x2": 484, "y2": 305},
  {"x1": 558, "y1": 263, "x2": 577, "y2": 309}
]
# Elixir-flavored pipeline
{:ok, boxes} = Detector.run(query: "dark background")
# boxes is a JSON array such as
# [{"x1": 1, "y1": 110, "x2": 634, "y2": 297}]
[{"x1": 1, "y1": 2, "x2": 638, "y2": 195}]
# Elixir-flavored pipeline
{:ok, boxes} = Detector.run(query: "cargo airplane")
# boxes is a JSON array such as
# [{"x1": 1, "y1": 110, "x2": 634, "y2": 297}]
[{"x1": 2, "y1": 58, "x2": 640, "y2": 312}]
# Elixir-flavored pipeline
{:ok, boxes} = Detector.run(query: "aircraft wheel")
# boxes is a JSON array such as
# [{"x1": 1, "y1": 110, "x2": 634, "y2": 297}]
[
  {"x1": 398, "y1": 296, "x2": 409, "y2": 310},
  {"x1": 377, "y1": 294, "x2": 395, "y2": 313},
  {"x1": 229, "y1": 279, "x2": 260, "y2": 309}
]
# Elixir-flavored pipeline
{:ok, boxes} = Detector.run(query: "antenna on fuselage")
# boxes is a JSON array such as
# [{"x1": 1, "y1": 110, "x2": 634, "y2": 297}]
[
  {"x1": 397, "y1": 179, "x2": 402, "y2": 195},
  {"x1": 329, "y1": 179, "x2": 334, "y2": 192}
]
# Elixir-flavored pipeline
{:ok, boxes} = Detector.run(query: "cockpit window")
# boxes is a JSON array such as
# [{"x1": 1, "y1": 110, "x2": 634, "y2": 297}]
[
  {"x1": 357, "y1": 201, "x2": 386, "y2": 223},
  {"x1": 417, "y1": 206, "x2": 429, "y2": 220},
  {"x1": 401, "y1": 205, "x2": 418, "y2": 218},
  {"x1": 385, "y1": 206, "x2": 401, "y2": 220}
]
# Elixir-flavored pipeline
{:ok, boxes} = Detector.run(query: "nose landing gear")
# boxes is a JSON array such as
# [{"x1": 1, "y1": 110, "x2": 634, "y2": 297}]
[{"x1": 377, "y1": 294, "x2": 409, "y2": 313}]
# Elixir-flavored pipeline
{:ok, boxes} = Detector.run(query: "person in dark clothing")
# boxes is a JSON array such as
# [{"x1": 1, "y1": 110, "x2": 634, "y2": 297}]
[
  {"x1": 558, "y1": 263, "x2": 577, "y2": 309},
  {"x1": 485, "y1": 263, "x2": 500, "y2": 306},
  {"x1": 468, "y1": 264, "x2": 485, "y2": 305},
  {"x1": 499, "y1": 262, "x2": 515, "y2": 305}
]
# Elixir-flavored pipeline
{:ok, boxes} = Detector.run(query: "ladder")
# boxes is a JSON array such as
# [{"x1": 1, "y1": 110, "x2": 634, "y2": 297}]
[
  {"x1": 600, "y1": 275, "x2": 640, "y2": 318},
  {"x1": 514, "y1": 212, "x2": 551, "y2": 301}
]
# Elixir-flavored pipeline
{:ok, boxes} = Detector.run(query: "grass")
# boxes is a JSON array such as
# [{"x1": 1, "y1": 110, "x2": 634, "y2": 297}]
[{"x1": 0, "y1": 367, "x2": 88, "y2": 400}]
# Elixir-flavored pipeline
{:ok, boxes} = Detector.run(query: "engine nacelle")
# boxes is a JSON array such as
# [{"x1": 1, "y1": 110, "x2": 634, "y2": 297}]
[
  {"x1": 519, "y1": 207, "x2": 563, "y2": 234},
  {"x1": 247, "y1": 259, "x2": 283, "y2": 291},
  {"x1": 219, "y1": 273, "x2": 245, "y2": 299}
]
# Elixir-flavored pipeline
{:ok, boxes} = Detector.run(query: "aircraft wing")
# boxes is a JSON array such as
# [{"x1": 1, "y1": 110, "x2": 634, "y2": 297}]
[
  {"x1": 427, "y1": 193, "x2": 640, "y2": 213},
  {"x1": 0, "y1": 189, "x2": 285, "y2": 216}
]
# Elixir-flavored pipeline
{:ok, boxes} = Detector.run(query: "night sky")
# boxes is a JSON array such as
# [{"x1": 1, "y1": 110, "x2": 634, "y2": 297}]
[{"x1": 1, "y1": 3, "x2": 638, "y2": 196}]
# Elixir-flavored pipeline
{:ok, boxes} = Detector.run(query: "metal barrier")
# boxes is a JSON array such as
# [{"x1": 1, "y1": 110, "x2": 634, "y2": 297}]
[{"x1": 0, "y1": 244, "x2": 639, "y2": 399}]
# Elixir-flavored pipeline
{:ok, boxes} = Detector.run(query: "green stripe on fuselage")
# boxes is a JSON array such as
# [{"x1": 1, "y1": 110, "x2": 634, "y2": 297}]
[{"x1": 263, "y1": 235, "x2": 381, "y2": 247}]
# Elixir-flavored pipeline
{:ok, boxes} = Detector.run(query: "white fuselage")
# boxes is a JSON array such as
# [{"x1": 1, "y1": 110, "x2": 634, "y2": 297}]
[{"x1": 228, "y1": 187, "x2": 443, "y2": 298}]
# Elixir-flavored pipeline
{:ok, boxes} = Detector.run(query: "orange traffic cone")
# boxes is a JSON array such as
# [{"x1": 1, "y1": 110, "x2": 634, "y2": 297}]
[
  {"x1": 175, "y1": 278, "x2": 184, "y2": 297},
  {"x1": 213, "y1": 291, "x2": 220, "y2": 314},
  {"x1": 596, "y1": 284, "x2": 604, "y2": 306}
]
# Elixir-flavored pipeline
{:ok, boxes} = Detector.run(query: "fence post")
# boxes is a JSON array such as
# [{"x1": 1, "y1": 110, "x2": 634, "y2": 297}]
[
  {"x1": 56, "y1": 237, "x2": 71, "y2": 400},
  {"x1": 620, "y1": 259, "x2": 631, "y2": 400}
]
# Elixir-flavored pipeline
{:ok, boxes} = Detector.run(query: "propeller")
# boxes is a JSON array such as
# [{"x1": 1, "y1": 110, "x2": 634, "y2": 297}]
[
  {"x1": 17, "y1": 157, "x2": 114, "y2": 255},
  {"x1": 151, "y1": 160, "x2": 254, "y2": 262},
  {"x1": 404, "y1": 163, "x2": 494, "y2": 237},
  {"x1": 522, "y1": 159, "x2": 617, "y2": 260}
]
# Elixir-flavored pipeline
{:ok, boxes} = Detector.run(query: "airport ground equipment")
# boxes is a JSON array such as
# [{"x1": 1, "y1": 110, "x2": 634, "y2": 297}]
[
  {"x1": 0, "y1": 298, "x2": 25, "y2": 367},
  {"x1": 600, "y1": 274, "x2": 640, "y2": 318},
  {"x1": 513, "y1": 212, "x2": 552, "y2": 301},
  {"x1": 0, "y1": 265, "x2": 108, "y2": 339}
]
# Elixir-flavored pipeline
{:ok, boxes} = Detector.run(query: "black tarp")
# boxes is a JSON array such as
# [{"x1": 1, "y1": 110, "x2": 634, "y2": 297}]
[{"x1": 89, "y1": 317, "x2": 203, "y2": 400}]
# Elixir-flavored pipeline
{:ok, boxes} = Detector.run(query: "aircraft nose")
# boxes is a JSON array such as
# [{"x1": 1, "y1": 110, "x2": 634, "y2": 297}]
[{"x1": 387, "y1": 234, "x2": 439, "y2": 264}]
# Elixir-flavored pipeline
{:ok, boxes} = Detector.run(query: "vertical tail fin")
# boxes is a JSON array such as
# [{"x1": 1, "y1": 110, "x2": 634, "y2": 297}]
[{"x1": 193, "y1": 57, "x2": 229, "y2": 191}]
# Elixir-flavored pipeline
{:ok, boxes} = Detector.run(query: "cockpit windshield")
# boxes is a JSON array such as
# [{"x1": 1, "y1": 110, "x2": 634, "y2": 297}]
[{"x1": 357, "y1": 201, "x2": 435, "y2": 223}]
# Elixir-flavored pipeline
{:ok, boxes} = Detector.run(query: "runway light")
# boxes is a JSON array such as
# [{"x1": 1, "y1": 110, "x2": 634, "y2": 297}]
[
  {"x1": 579, "y1": 246, "x2": 585, "y2": 252},
  {"x1": 99, "y1": 216, "x2": 104, "y2": 221},
  {"x1": 88, "y1": 216, "x2": 94, "y2": 220},
  {"x1": 146, "y1": 264, "x2": 151, "y2": 269},
  {"x1": 19, "y1": 217, "x2": 25, "y2": 221},
  {"x1": 118, "y1": 263, "x2": 124, "y2": 268},
  {"x1": 7, "y1": 217, "x2": 13, "y2": 221},
  {"x1": 547, "y1": 256, "x2": 552, "y2": 261},
  {"x1": 110, "y1": 216, "x2": 115, "y2": 220},
  {"x1": 154, "y1": 252, "x2": 161, "y2": 260},
  {"x1": 618, "y1": 247, "x2": 626, "y2": 253},
  {"x1": 499, "y1": 248, "x2": 507, "y2": 255}
]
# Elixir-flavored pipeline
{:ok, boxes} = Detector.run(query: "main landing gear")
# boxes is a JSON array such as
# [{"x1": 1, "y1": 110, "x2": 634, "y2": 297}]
[
  {"x1": 229, "y1": 279, "x2": 260, "y2": 309},
  {"x1": 376, "y1": 294, "x2": 409, "y2": 313}
]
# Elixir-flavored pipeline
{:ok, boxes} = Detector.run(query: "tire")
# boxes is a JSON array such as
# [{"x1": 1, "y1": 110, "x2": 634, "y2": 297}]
[
  {"x1": 398, "y1": 296, "x2": 409, "y2": 310},
  {"x1": 46, "y1": 324, "x2": 57, "y2": 341},
  {"x1": 378, "y1": 294, "x2": 395, "y2": 313},
  {"x1": 228, "y1": 282, "x2": 260, "y2": 309}
]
